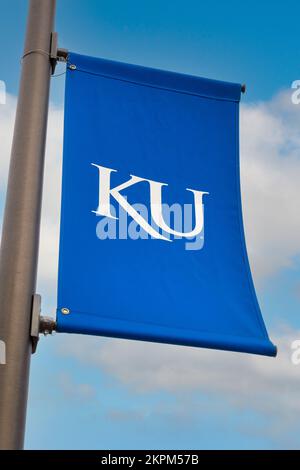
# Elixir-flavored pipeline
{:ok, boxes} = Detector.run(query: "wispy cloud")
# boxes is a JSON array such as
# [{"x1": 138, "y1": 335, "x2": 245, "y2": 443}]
[
  {"x1": 57, "y1": 328, "x2": 300, "y2": 446},
  {"x1": 0, "y1": 95, "x2": 64, "y2": 309},
  {"x1": 59, "y1": 372, "x2": 96, "y2": 401},
  {"x1": 57, "y1": 330, "x2": 299, "y2": 408}
]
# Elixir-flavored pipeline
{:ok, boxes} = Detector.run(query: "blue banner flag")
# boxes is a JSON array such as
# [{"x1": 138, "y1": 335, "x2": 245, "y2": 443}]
[{"x1": 56, "y1": 52, "x2": 276, "y2": 357}]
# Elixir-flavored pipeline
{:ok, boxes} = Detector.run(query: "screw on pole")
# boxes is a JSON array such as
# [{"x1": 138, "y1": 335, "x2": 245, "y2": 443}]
[{"x1": 39, "y1": 316, "x2": 57, "y2": 336}]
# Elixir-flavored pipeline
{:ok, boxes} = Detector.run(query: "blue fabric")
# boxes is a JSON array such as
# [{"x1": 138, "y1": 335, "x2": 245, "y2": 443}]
[{"x1": 56, "y1": 52, "x2": 276, "y2": 357}]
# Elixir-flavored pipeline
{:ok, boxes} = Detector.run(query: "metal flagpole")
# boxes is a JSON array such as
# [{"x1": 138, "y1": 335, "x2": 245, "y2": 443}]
[{"x1": 0, "y1": 0, "x2": 56, "y2": 449}]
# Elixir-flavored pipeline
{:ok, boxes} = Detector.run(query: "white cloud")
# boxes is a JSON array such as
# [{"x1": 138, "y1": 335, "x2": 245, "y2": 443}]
[
  {"x1": 0, "y1": 94, "x2": 16, "y2": 188},
  {"x1": 240, "y1": 91, "x2": 300, "y2": 282},
  {"x1": 36, "y1": 104, "x2": 64, "y2": 300}
]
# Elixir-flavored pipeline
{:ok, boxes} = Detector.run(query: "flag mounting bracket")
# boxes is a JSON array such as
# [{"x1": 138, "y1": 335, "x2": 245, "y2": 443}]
[
  {"x1": 31, "y1": 294, "x2": 56, "y2": 354},
  {"x1": 50, "y1": 32, "x2": 68, "y2": 75}
]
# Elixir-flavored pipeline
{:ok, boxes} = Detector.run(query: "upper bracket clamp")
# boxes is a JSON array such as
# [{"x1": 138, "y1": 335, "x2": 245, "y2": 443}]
[{"x1": 50, "y1": 32, "x2": 68, "y2": 75}]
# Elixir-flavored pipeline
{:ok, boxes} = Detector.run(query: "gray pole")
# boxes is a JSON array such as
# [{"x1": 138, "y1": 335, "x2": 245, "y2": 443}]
[{"x1": 0, "y1": 0, "x2": 56, "y2": 449}]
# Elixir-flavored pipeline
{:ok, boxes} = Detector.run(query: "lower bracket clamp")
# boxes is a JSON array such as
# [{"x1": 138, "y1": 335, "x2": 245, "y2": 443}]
[{"x1": 31, "y1": 294, "x2": 56, "y2": 354}]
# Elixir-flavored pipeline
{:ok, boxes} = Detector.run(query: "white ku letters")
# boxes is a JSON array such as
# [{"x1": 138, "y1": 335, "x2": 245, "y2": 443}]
[{"x1": 92, "y1": 163, "x2": 209, "y2": 244}]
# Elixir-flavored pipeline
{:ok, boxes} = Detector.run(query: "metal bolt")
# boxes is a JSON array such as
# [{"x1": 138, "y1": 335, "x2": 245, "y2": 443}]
[
  {"x1": 69, "y1": 64, "x2": 76, "y2": 71},
  {"x1": 61, "y1": 307, "x2": 70, "y2": 315}
]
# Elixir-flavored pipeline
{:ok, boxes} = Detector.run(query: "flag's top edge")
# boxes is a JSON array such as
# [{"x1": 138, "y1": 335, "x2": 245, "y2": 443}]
[{"x1": 68, "y1": 52, "x2": 242, "y2": 103}]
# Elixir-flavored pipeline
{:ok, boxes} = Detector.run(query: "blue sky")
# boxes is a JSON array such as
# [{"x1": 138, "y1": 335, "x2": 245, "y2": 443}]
[{"x1": 1, "y1": 0, "x2": 300, "y2": 450}]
